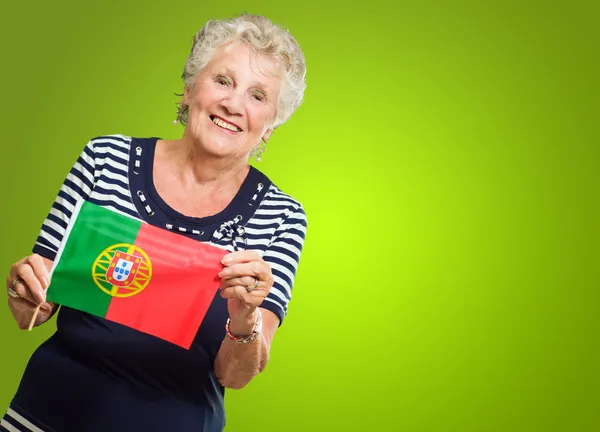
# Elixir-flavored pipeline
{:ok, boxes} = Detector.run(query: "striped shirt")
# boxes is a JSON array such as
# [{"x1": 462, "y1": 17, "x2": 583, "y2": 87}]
[{"x1": 2, "y1": 135, "x2": 307, "y2": 432}]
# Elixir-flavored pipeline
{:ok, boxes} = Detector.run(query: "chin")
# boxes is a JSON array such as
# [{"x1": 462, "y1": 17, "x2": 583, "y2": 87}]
[
  {"x1": 187, "y1": 121, "x2": 250, "y2": 158},
  {"x1": 200, "y1": 138, "x2": 246, "y2": 159}
]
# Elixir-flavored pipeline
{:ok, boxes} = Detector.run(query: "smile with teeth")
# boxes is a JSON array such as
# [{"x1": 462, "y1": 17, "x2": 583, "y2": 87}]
[{"x1": 211, "y1": 116, "x2": 241, "y2": 132}]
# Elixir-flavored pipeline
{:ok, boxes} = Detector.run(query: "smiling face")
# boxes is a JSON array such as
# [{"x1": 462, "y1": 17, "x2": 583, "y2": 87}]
[{"x1": 182, "y1": 42, "x2": 282, "y2": 160}]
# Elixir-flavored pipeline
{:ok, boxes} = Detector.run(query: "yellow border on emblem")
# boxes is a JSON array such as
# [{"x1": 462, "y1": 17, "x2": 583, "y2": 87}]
[{"x1": 91, "y1": 243, "x2": 153, "y2": 298}]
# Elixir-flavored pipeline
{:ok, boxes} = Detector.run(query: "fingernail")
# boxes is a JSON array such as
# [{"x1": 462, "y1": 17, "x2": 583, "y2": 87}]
[
  {"x1": 42, "y1": 277, "x2": 50, "y2": 289},
  {"x1": 222, "y1": 255, "x2": 232, "y2": 264}
]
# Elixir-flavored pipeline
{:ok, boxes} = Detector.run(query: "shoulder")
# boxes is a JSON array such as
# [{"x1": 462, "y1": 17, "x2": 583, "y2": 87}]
[
  {"x1": 264, "y1": 184, "x2": 305, "y2": 216},
  {"x1": 85, "y1": 134, "x2": 133, "y2": 152},
  {"x1": 86, "y1": 134, "x2": 133, "y2": 147},
  {"x1": 257, "y1": 180, "x2": 308, "y2": 239},
  {"x1": 77, "y1": 134, "x2": 134, "y2": 163},
  {"x1": 253, "y1": 166, "x2": 305, "y2": 214}
]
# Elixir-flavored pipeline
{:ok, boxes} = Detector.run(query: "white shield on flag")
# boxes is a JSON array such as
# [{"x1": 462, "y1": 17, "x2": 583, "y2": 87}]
[{"x1": 105, "y1": 250, "x2": 142, "y2": 287}]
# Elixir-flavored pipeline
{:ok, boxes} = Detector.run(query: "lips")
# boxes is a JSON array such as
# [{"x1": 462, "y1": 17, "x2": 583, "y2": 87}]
[{"x1": 210, "y1": 115, "x2": 242, "y2": 132}]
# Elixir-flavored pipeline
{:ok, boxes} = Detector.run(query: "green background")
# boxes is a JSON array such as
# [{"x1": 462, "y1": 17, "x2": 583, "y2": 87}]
[{"x1": 1, "y1": 1, "x2": 598, "y2": 431}]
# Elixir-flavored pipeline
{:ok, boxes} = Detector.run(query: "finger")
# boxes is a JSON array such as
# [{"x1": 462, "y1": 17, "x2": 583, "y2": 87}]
[
  {"x1": 8, "y1": 292, "x2": 39, "y2": 309},
  {"x1": 219, "y1": 286, "x2": 266, "y2": 301},
  {"x1": 218, "y1": 261, "x2": 269, "y2": 280},
  {"x1": 7, "y1": 258, "x2": 27, "y2": 288},
  {"x1": 9, "y1": 296, "x2": 54, "y2": 314},
  {"x1": 219, "y1": 276, "x2": 258, "y2": 289},
  {"x1": 38, "y1": 301, "x2": 55, "y2": 314},
  {"x1": 16, "y1": 264, "x2": 45, "y2": 304},
  {"x1": 12, "y1": 280, "x2": 37, "y2": 305},
  {"x1": 222, "y1": 250, "x2": 262, "y2": 265},
  {"x1": 26, "y1": 254, "x2": 50, "y2": 289},
  {"x1": 9, "y1": 298, "x2": 55, "y2": 329}
]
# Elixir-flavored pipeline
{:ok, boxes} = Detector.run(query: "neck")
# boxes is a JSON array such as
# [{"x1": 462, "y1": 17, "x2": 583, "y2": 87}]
[{"x1": 161, "y1": 135, "x2": 250, "y2": 189}]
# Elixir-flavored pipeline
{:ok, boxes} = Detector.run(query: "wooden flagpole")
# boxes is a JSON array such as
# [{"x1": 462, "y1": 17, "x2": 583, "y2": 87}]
[{"x1": 28, "y1": 304, "x2": 42, "y2": 331}]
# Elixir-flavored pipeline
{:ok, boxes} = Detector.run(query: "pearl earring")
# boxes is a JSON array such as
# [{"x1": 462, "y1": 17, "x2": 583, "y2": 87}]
[
  {"x1": 256, "y1": 140, "x2": 267, "y2": 162},
  {"x1": 173, "y1": 105, "x2": 186, "y2": 125}
]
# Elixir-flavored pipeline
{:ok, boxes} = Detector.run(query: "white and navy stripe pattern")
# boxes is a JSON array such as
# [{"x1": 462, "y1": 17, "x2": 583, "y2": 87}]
[
  {"x1": 32, "y1": 134, "x2": 307, "y2": 322},
  {"x1": 0, "y1": 408, "x2": 47, "y2": 432},
  {"x1": 34, "y1": 135, "x2": 138, "y2": 257}
]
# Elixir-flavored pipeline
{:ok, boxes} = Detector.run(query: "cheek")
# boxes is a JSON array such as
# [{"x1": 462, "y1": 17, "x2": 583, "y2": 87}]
[
  {"x1": 190, "y1": 83, "x2": 221, "y2": 108},
  {"x1": 186, "y1": 105, "x2": 209, "y2": 133},
  {"x1": 249, "y1": 108, "x2": 276, "y2": 133}
]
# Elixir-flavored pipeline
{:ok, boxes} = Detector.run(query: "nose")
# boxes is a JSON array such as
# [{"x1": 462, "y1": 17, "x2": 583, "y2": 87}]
[{"x1": 220, "y1": 89, "x2": 244, "y2": 116}]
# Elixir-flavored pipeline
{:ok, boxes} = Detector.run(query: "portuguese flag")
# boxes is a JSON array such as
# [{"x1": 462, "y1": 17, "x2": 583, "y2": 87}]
[{"x1": 46, "y1": 201, "x2": 227, "y2": 349}]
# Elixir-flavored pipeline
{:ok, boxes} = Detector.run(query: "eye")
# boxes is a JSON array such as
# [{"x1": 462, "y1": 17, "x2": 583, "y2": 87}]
[
  {"x1": 251, "y1": 90, "x2": 266, "y2": 102},
  {"x1": 215, "y1": 75, "x2": 230, "y2": 86}
]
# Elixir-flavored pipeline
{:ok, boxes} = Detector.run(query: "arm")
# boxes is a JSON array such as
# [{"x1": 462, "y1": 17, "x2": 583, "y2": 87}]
[
  {"x1": 214, "y1": 307, "x2": 279, "y2": 389},
  {"x1": 214, "y1": 206, "x2": 307, "y2": 389}
]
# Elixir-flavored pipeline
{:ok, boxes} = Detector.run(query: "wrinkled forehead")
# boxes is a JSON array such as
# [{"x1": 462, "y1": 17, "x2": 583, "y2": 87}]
[{"x1": 212, "y1": 40, "x2": 284, "y2": 80}]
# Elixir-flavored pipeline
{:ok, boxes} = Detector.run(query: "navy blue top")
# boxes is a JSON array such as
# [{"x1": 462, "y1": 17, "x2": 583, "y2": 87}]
[{"x1": 6, "y1": 136, "x2": 308, "y2": 432}]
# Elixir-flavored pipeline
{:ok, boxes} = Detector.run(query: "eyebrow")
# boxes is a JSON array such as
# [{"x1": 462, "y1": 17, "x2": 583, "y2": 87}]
[{"x1": 218, "y1": 68, "x2": 271, "y2": 92}]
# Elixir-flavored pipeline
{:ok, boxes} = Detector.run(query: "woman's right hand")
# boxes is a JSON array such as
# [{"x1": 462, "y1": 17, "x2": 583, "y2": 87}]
[{"x1": 6, "y1": 253, "x2": 57, "y2": 329}]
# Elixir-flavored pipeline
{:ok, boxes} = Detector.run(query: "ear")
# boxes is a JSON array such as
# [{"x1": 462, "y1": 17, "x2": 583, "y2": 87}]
[
  {"x1": 182, "y1": 86, "x2": 191, "y2": 107},
  {"x1": 262, "y1": 128, "x2": 273, "y2": 143}
]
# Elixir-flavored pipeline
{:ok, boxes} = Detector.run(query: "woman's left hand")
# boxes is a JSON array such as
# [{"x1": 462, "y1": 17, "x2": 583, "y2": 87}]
[{"x1": 218, "y1": 251, "x2": 274, "y2": 321}]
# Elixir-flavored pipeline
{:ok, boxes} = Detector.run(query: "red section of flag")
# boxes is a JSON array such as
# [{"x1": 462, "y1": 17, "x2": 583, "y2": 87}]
[{"x1": 105, "y1": 223, "x2": 227, "y2": 349}]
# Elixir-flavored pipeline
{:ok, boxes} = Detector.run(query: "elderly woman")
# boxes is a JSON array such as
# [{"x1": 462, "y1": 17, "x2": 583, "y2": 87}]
[{"x1": 2, "y1": 13, "x2": 307, "y2": 432}]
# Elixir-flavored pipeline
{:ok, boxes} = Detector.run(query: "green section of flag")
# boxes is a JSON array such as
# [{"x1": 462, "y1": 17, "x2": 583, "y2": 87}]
[{"x1": 47, "y1": 201, "x2": 141, "y2": 316}]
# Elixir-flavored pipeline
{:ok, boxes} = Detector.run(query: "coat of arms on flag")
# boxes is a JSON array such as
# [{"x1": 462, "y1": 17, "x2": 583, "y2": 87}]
[{"x1": 92, "y1": 244, "x2": 153, "y2": 298}]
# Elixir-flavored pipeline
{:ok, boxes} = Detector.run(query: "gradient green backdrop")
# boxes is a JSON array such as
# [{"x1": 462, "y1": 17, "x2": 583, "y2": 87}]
[{"x1": 1, "y1": 1, "x2": 598, "y2": 431}]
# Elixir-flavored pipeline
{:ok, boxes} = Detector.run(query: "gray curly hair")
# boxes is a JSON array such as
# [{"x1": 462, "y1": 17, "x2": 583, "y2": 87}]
[{"x1": 176, "y1": 13, "x2": 307, "y2": 129}]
